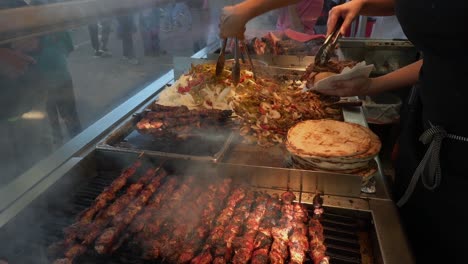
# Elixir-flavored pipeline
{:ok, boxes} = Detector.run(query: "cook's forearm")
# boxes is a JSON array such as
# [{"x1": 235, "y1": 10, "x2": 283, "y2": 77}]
[
  {"x1": 370, "y1": 60, "x2": 422, "y2": 94},
  {"x1": 359, "y1": 0, "x2": 396, "y2": 16},
  {"x1": 237, "y1": 0, "x2": 301, "y2": 21}
]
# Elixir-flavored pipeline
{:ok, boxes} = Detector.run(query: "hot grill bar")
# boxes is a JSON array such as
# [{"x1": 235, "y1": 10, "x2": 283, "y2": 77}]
[{"x1": 0, "y1": 151, "x2": 411, "y2": 264}]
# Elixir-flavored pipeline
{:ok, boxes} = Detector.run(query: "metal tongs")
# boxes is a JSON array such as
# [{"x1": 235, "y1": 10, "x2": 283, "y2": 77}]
[
  {"x1": 215, "y1": 38, "x2": 257, "y2": 86},
  {"x1": 314, "y1": 16, "x2": 345, "y2": 67}
]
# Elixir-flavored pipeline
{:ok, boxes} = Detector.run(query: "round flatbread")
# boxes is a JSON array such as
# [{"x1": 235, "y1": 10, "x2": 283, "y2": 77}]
[{"x1": 286, "y1": 120, "x2": 373, "y2": 159}]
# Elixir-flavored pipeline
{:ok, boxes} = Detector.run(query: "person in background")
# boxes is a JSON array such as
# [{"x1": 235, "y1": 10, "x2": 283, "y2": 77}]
[
  {"x1": 276, "y1": 0, "x2": 323, "y2": 35},
  {"x1": 88, "y1": 19, "x2": 112, "y2": 57},
  {"x1": 117, "y1": 14, "x2": 139, "y2": 65},
  {"x1": 0, "y1": 0, "x2": 51, "y2": 185},
  {"x1": 39, "y1": 31, "x2": 82, "y2": 147},
  {"x1": 219, "y1": 0, "x2": 329, "y2": 40},
  {"x1": 322, "y1": 0, "x2": 466, "y2": 262},
  {"x1": 139, "y1": 8, "x2": 162, "y2": 57}
]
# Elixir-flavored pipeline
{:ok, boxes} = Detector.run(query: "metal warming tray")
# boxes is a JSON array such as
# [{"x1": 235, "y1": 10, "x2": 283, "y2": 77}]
[
  {"x1": 0, "y1": 150, "x2": 413, "y2": 264},
  {"x1": 96, "y1": 104, "x2": 235, "y2": 163}
]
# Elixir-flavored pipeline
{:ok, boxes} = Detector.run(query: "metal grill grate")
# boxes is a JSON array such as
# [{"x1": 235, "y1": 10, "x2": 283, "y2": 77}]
[{"x1": 0, "y1": 163, "x2": 375, "y2": 264}]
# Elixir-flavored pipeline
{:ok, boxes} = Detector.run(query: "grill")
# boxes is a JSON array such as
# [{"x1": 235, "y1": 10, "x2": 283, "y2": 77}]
[{"x1": 0, "y1": 151, "x2": 379, "y2": 264}]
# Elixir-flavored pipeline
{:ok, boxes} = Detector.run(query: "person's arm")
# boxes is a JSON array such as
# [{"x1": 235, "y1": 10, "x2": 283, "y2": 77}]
[
  {"x1": 220, "y1": 0, "x2": 301, "y2": 39},
  {"x1": 237, "y1": 0, "x2": 301, "y2": 20},
  {"x1": 0, "y1": 48, "x2": 35, "y2": 79},
  {"x1": 318, "y1": 59, "x2": 422, "y2": 97},
  {"x1": 327, "y1": 0, "x2": 395, "y2": 35}
]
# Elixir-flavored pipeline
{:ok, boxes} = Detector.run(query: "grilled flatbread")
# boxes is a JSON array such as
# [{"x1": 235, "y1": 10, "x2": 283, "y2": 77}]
[{"x1": 286, "y1": 120, "x2": 374, "y2": 158}]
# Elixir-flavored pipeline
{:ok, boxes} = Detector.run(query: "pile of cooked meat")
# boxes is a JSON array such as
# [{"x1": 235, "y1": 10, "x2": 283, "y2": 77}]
[
  {"x1": 135, "y1": 104, "x2": 233, "y2": 139},
  {"x1": 50, "y1": 160, "x2": 329, "y2": 264}
]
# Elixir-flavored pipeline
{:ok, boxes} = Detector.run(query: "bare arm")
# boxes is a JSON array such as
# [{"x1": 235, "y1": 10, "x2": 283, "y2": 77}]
[
  {"x1": 328, "y1": 0, "x2": 396, "y2": 35},
  {"x1": 220, "y1": 0, "x2": 301, "y2": 39},
  {"x1": 370, "y1": 59, "x2": 422, "y2": 94},
  {"x1": 318, "y1": 60, "x2": 422, "y2": 97},
  {"x1": 237, "y1": 0, "x2": 301, "y2": 21}
]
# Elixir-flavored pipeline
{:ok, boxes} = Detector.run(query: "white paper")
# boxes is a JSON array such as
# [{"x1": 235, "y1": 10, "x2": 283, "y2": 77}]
[{"x1": 311, "y1": 61, "x2": 375, "y2": 91}]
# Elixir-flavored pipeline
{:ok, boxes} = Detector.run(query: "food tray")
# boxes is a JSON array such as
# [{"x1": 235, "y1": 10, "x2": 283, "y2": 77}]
[{"x1": 96, "y1": 110, "x2": 235, "y2": 162}]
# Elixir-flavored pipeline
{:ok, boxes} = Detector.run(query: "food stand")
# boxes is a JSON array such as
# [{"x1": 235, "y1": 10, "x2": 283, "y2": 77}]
[{"x1": 0, "y1": 1, "x2": 416, "y2": 263}]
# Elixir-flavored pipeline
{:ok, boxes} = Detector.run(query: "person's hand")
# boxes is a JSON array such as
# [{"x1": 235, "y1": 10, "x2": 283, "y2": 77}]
[
  {"x1": 219, "y1": 5, "x2": 249, "y2": 40},
  {"x1": 317, "y1": 76, "x2": 372, "y2": 97},
  {"x1": 327, "y1": 0, "x2": 364, "y2": 35},
  {"x1": 0, "y1": 48, "x2": 36, "y2": 79}
]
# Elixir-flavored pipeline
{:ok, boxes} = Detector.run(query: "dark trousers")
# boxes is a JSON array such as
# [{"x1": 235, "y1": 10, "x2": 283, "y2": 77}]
[
  {"x1": 46, "y1": 79, "x2": 82, "y2": 145},
  {"x1": 88, "y1": 21, "x2": 111, "y2": 51},
  {"x1": 117, "y1": 16, "x2": 135, "y2": 58}
]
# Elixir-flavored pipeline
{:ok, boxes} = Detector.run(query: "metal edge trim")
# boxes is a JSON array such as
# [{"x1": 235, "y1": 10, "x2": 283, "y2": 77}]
[
  {"x1": 0, "y1": 157, "x2": 82, "y2": 228},
  {"x1": 342, "y1": 99, "x2": 392, "y2": 200},
  {"x1": 369, "y1": 199, "x2": 415, "y2": 264},
  {"x1": 0, "y1": 70, "x2": 174, "y2": 213}
]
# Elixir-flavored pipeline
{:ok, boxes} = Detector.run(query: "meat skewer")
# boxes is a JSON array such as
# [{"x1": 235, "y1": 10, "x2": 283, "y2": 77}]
[
  {"x1": 177, "y1": 178, "x2": 232, "y2": 264},
  {"x1": 163, "y1": 183, "x2": 220, "y2": 261},
  {"x1": 251, "y1": 194, "x2": 282, "y2": 264},
  {"x1": 231, "y1": 193, "x2": 269, "y2": 264},
  {"x1": 191, "y1": 187, "x2": 247, "y2": 264},
  {"x1": 143, "y1": 185, "x2": 205, "y2": 259},
  {"x1": 289, "y1": 203, "x2": 309, "y2": 264},
  {"x1": 269, "y1": 191, "x2": 296, "y2": 264},
  {"x1": 139, "y1": 176, "x2": 196, "y2": 259},
  {"x1": 309, "y1": 219, "x2": 329, "y2": 264},
  {"x1": 212, "y1": 190, "x2": 256, "y2": 264},
  {"x1": 94, "y1": 169, "x2": 168, "y2": 254},
  {"x1": 127, "y1": 177, "x2": 178, "y2": 234},
  {"x1": 55, "y1": 160, "x2": 143, "y2": 251},
  {"x1": 105, "y1": 177, "x2": 178, "y2": 255},
  {"x1": 309, "y1": 193, "x2": 329, "y2": 264},
  {"x1": 54, "y1": 167, "x2": 160, "y2": 264}
]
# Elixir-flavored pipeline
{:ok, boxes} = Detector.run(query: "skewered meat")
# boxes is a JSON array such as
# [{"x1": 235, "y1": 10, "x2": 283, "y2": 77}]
[
  {"x1": 269, "y1": 191, "x2": 296, "y2": 264},
  {"x1": 231, "y1": 194, "x2": 269, "y2": 264},
  {"x1": 55, "y1": 167, "x2": 160, "y2": 263},
  {"x1": 94, "y1": 169, "x2": 167, "y2": 254},
  {"x1": 191, "y1": 187, "x2": 247, "y2": 264},
  {"x1": 136, "y1": 105, "x2": 232, "y2": 138},
  {"x1": 289, "y1": 203, "x2": 309, "y2": 264},
  {"x1": 178, "y1": 179, "x2": 232, "y2": 264},
  {"x1": 52, "y1": 159, "x2": 335, "y2": 264},
  {"x1": 61, "y1": 160, "x2": 142, "y2": 244},
  {"x1": 251, "y1": 195, "x2": 282, "y2": 264},
  {"x1": 212, "y1": 191, "x2": 255, "y2": 263},
  {"x1": 140, "y1": 176, "x2": 196, "y2": 259},
  {"x1": 146, "y1": 185, "x2": 205, "y2": 260},
  {"x1": 309, "y1": 218, "x2": 329, "y2": 264}
]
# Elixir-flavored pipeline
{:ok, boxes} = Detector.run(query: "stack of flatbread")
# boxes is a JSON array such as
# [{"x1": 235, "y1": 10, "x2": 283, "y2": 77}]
[{"x1": 286, "y1": 120, "x2": 381, "y2": 177}]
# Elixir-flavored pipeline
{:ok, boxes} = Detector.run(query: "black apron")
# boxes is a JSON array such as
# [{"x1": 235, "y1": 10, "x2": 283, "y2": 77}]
[{"x1": 395, "y1": 0, "x2": 468, "y2": 262}]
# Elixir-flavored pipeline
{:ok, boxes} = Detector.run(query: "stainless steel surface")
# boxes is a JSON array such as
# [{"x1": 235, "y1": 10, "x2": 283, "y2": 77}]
[
  {"x1": 0, "y1": 0, "x2": 174, "y2": 44},
  {"x1": 338, "y1": 38, "x2": 420, "y2": 76},
  {"x1": 96, "y1": 113, "x2": 236, "y2": 162},
  {"x1": 369, "y1": 199, "x2": 415, "y2": 264},
  {"x1": 171, "y1": 55, "x2": 390, "y2": 200}
]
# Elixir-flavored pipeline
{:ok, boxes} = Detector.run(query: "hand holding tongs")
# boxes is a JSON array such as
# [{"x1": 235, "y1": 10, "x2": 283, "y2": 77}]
[
  {"x1": 314, "y1": 16, "x2": 345, "y2": 67},
  {"x1": 215, "y1": 38, "x2": 257, "y2": 86}
]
